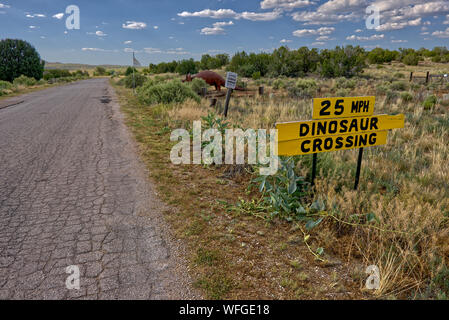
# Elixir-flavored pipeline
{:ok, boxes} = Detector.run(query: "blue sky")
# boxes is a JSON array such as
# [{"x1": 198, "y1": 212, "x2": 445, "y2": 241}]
[{"x1": 1, "y1": 0, "x2": 449, "y2": 66}]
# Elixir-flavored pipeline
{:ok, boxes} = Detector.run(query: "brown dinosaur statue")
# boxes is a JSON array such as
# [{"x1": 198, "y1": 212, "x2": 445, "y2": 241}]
[{"x1": 183, "y1": 70, "x2": 245, "y2": 91}]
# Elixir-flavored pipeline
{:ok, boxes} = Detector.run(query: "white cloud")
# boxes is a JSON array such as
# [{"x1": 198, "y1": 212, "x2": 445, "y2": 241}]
[
  {"x1": 432, "y1": 27, "x2": 449, "y2": 37},
  {"x1": 82, "y1": 48, "x2": 118, "y2": 53},
  {"x1": 375, "y1": 17, "x2": 421, "y2": 31},
  {"x1": 280, "y1": 39, "x2": 292, "y2": 43},
  {"x1": 317, "y1": 0, "x2": 368, "y2": 14},
  {"x1": 153, "y1": 26, "x2": 159, "y2": 29},
  {"x1": 143, "y1": 47, "x2": 190, "y2": 55},
  {"x1": 178, "y1": 8, "x2": 282, "y2": 21},
  {"x1": 122, "y1": 21, "x2": 147, "y2": 30},
  {"x1": 391, "y1": 39, "x2": 408, "y2": 43},
  {"x1": 26, "y1": 13, "x2": 46, "y2": 18},
  {"x1": 311, "y1": 42, "x2": 326, "y2": 46},
  {"x1": 355, "y1": 29, "x2": 363, "y2": 33},
  {"x1": 201, "y1": 21, "x2": 234, "y2": 35},
  {"x1": 124, "y1": 40, "x2": 132, "y2": 44},
  {"x1": 52, "y1": 13, "x2": 64, "y2": 19},
  {"x1": 291, "y1": 10, "x2": 357, "y2": 24},
  {"x1": 178, "y1": 9, "x2": 237, "y2": 19},
  {"x1": 293, "y1": 27, "x2": 335, "y2": 37},
  {"x1": 346, "y1": 34, "x2": 385, "y2": 40},
  {"x1": 29, "y1": 25, "x2": 38, "y2": 29},
  {"x1": 96, "y1": 31, "x2": 107, "y2": 37},
  {"x1": 316, "y1": 35, "x2": 335, "y2": 41},
  {"x1": 260, "y1": 0, "x2": 313, "y2": 10},
  {"x1": 0, "y1": 3, "x2": 10, "y2": 9}
]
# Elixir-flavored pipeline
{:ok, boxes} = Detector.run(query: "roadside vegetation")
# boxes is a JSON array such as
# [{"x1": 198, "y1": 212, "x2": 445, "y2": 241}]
[{"x1": 112, "y1": 45, "x2": 449, "y2": 300}]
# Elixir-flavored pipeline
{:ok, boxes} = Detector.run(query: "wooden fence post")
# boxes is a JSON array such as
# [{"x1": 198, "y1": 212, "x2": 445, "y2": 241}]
[
  {"x1": 410, "y1": 72, "x2": 414, "y2": 82},
  {"x1": 426, "y1": 71, "x2": 430, "y2": 84}
]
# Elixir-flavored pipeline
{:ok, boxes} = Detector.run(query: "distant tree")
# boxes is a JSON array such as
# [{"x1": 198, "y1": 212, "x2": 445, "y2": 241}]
[
  {"x1": 367, "y1": 48, "x2": 398, "y2": 64},
  {"x1": 319, "y1": 45, "x2": 366, "y2": 78},
  {"x1": 0, "y1": 39, "x2": 45, "y2": 82},
  {"x1": 402, "y1": 53, "x2": 420, "y2": 66},
  {"x1": 176, "y1": 59, "x2": 198, "y2": 75},
  {"x1": 94, "y1": 66, "x2": 107, "y2": 76},
  {"x1": 125, "y1": 67, "x2": 138, "y2": 76}
]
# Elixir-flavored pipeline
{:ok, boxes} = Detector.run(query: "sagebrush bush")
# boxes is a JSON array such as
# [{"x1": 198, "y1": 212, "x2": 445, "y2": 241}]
[
  {"x1": 335, "y1": 77, "x2": 356, "y2": 89},
  {"x1": 252, "y1": 71, "x2": 261, "y2": 80},
  {"x1": 188, "y1": 78, "x2": 208, "y2": 94},
  {"x1": 13, "y1": 75, "x2": 37, "y2": 86},
  {"x1": 137, "y1": 80, "x2": 200, "y2": 105},
  {"x1": 394, "y1": 72, "x2": 405, "y2": 79},
  {"x1": 272, "y1": 79, "x2": 285, "y2": 90},
  {"x1": 0, "y1": 80, "x2": 13, "y2": 90},
  {"x1": 400, "y1": 92, "x2": 414, "y2": 103},
  {"x1": 287, "y1": 79, "x2": 317, "y2": 98},
  {"x1": 423, "y1": 95, "x2": 437, "y2": 110},
  {"x1": 390, "y1": 81, "x2": 408, "y2": 91},
  {"x1": 124, "y1": 73, "x2": 147, "y2": 88}
]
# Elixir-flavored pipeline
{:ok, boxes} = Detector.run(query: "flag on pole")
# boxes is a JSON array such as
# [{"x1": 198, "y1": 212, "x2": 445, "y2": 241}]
[{"x1": 133, "y1": 52, "x2": 141, "y2": 67}]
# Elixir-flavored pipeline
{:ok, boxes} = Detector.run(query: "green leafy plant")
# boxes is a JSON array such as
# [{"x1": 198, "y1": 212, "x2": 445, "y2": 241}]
[
  {"x1": 188, "y1": 78, "x2": 208, "y2": 94},
  {"x1": 13, "y1": 75, "x2": 37, "y2": 86},
  {"x1": 124, "y1": 73, "x2": 147, "y2": 88},
  {"x1": 252, "y1": 157, "x2": 310, "y2": 221},
  {"x1": 423, "y1": 95, "x2": 437, "y2": 110},
  {"x1": 137, "y1": 80, "x2": 200, "y2": 105}
]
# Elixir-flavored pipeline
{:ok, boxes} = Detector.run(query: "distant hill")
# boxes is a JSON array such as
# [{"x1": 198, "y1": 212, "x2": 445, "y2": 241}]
[{"x1": 45, "y1": 62, "x2": 126, "y2": 70}]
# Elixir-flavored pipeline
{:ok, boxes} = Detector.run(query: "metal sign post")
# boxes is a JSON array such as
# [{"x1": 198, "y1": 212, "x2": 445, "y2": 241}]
[
  {"x1": 354, "y1": 148, "x2": 364, "y2": 190},
  {"x1": 223, "y1": 72, "x2": 237, "y2": 118}
]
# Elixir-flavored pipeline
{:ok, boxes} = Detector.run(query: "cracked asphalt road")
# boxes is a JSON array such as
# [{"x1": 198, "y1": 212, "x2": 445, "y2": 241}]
[{"x1": 0, "y1": 79, "x2": 198, "y2": 300}]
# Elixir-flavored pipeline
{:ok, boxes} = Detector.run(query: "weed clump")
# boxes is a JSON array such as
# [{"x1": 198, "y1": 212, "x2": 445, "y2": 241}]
[
  {"x1": 188, "y1": 78, "x2": 208, "y2": 94},
  {"x1": 13, "y1": 75, "x2": 37, "y2": 87},
  {"x1": 287, "y1": 79, "x2": 317, "y2": 98},
  {"x1": 423, "y1": 95, "x2": 438, "y2": 110},
  {"x1": 137, "y1": 80, "x2": 201, "y2": 105},
  {"x1": 123, "y1": 73, "x2": 147, "y2": 89}
]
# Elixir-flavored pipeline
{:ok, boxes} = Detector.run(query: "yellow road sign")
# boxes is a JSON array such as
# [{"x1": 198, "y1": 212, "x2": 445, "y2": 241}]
[
  {"x1": 313, "y1": 96, "x2": 375, "y2": 119},
  {"x1": 276, "y1": 114, "x2": 404, "y2": 142},
  {"x1": 277, "y1": 131, "x2": 388, "y2": 156}
]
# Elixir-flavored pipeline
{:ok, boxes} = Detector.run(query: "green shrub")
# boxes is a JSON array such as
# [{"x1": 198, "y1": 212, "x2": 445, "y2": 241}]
[
  {"x1": 236, "y1": 79, "x2": 247, "y2": 89},
  {"x1": 43, "y1": 69, "x2": 71, "y2": 80},
  {"x1": 94, "y1": 66, "x2": 107, "y2": 76},
  {"x1": 390, "y1": 81, "x2": 408, "y2": 91},
  {"x1": 137, "y1": 80, "x2": 200, "y2": 105},
  {"x1": 287, "y1": 79, "x2": 317, "y2": 98},
  {"x1": 386, "y1": 90, "x2": 399, "y2": 102},
  {"x1": 394, "y1": 72, "x2": 405, "y2": 79},
  {"x1": 124, "y1": 73, "x2": 147, "y2": 88},
  {"x1": 252, "y1": 71, "x2": 261, "y2": 80},
  {"x1": 335, "y1": 89, "x2": 349, "y2": 97},
  {"x1": 188, "y1": 78, "x2": 208, "y2": 94},
  {"x1": 423, "y1": 95, "x2": 437, "y2": 110},
  {"x1": 400, "y1": 92, "x2": 413, "y2": 103},
  {"x1": 272, "y1": 79, "x2": 285, "y2": 90},
  {"x1": 13, "y1": 75, "x2": 37, "y2": 86},
  {"x1": 0, "y1": 80, "x2": 13, "y2": 90},
  {"x1": 335, "y1": 77, "x2": 356, "y2": 89},
  {"x1": 402, "y1": 53, "x2": 420, "y2": 66},
  {"x1": 376, "y1": 82, "x2": 390, "y2": 95}
]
